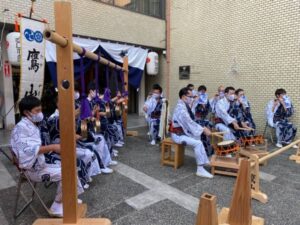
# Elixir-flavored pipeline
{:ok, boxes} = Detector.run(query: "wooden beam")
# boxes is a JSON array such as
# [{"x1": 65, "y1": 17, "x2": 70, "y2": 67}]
[
  {"x1": 259, "y1": 139, "x2": 300, "y2": 163},
  {"x1": 43, "y1": 29, "x2": 126, "y2": 71},
  {"x1": 122, "y1": 56, "x2": 129, "y2": 130},
  {"x1": 54, "y1": 2, "x2": 78, "y2": 223}
]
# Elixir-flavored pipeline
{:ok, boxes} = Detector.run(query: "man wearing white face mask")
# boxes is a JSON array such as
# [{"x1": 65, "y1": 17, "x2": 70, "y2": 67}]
[
  {"x1": 209, "y1": 85, "x2": 225, "y2": 113},
  {"x1": 143, "y1": 84, "x2": 164, "y2": 145},
  {"x1": 215, "y1": 86, "x2": 241, "y2": 141},
  {"x1": 10, "y1": 96, "x2": 84, "y2": 217},
  {"x1": 170, "y1": 87, "x2": 213, "y2": 178}
]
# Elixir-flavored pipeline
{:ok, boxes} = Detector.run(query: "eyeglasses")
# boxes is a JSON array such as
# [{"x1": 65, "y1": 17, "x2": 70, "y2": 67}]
[{"x1": 186, "y1": 95, "x2": 193, "y2": 98}]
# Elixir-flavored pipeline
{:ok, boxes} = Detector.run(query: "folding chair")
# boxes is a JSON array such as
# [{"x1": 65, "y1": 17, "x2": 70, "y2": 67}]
[
  {"x1": 263, "y1": 121, "x2": 274, "y2": 144},
  {"x1": 11, "y1": 150, "x2": 53, "y2": 218}
]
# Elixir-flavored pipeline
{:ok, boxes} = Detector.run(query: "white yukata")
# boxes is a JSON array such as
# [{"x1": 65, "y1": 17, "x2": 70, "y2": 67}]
[
  {"x1": 215, "y1": 97, "x2": 236, "y2": 141},
  {"x1": 10, "y1": 117, "x2": 84, "y2": 202},
  {"x1": 144, "y1": 96, "x2": 162, "y2": 141},
  {"x1": 171, "y1": 100, "x2": 209, "y2": 166}
]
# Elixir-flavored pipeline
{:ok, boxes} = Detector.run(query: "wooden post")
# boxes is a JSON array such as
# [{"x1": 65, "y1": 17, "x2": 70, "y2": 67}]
[
  {"x1": 218, "y1": 159, "x2": 264, "y2": 225},
  {"x1": 195, "y1": 193, "x2": 218, "y2": 225},
  {"x1": 122, "y1": 56, "x2": 128, "y2": 130},
  {"x1": 227, "y1": 159, "x2": 252, "y2": 225},
  {"x1": 33, "y1": 1, "x2": 111, "y2": 224},
  {"x1": 289, "y1": 142, "x2": 300, "y2": 164},
  {"x1": 54, "y1": 2, "x2": 78, "y2": 223}
]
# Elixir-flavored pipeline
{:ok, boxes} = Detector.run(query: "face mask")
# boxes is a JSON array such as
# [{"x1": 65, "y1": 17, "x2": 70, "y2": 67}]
[
  {"x1": 228, "y1": 94, "x2": 235, "y2": 101},
  {"x1": 29, "y1": 112, "x2": 44, "y2": 123},
  {"x1": 219, "y1": 91, "x2": 225, "y2": 98},
  {"x1": 152, "y1": 93, "x2": 160, "y2": 99},
  {"x1": 74, "y1": 92, "x2": 80, "y2": 100},
  {"x1": 198, "y1": 93, "x2": 208, "y2": 103},
  {"x1": 185, "y1": 97, "x2": 193, "y2": 105},
  {"x1": 90, "y1": 91, "x2": 96, "y2": 98}
]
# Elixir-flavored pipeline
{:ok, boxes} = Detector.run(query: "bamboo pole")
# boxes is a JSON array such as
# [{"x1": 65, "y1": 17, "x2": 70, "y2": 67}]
[
  {"x1": 43, "y1": 29, "x2": 127, "y2": 72},
  {"x1": 259, "y1": 139, "x2": 300, "y2": 164}
]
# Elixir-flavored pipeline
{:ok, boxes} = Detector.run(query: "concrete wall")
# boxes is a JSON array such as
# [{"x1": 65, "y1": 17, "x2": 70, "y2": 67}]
[
  {"x1": 0, "y1": 0, "x2": 166, "y2": 48},
  {"x1": 169, "y1": 0, "x2": 300, "y2": 134}
]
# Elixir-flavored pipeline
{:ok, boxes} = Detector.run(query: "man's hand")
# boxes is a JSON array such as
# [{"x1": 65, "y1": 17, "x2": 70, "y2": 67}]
[
  {"x1": 75, "y1": 134, "x2": 82, "y2": 140},
  {"x1": 143, "y1": 106, "x2": 147, "y2": 113},
  {"x1": 232, "y1": 121, "x2": 240, "y2": 130},
  {"x1": 50, "y1": 144, "x2": 61, "y2": 153},
  {"x1": 203, "y1": 127, "x2": 212, "y2": 136}
]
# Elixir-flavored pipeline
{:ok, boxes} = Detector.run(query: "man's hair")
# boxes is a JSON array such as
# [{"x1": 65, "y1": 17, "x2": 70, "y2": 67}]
[
  {"x1": 224, "y1": 86, "x2": 235, "y2": 94},
  {"x1": 235, "y1": 88, "x2": 244, "y2": 95},
  {"x1": 179, "y1": 87, "x2": 190, "y2": 98},
  {"x1": 74, "y1": 81, "x2": 80, "y2": 92},
  {"x1": 275, "y1": 88, "x2": 286, "y2": 96},
  {"x1": 152, "y1": 84, "x2": 162, "y2": 93},
  {"x1": 187, "y1": 84, "x2": 194, "y2": 89},
  {"x1": 87, "y1": 82, "x2": 96, "y2": 92},
  {"x1": 198, "y1": 85, "x2": 207, "y2": 92},
  {"x1": 19, "y1": 96, "x2": 41, "y2": 116}
]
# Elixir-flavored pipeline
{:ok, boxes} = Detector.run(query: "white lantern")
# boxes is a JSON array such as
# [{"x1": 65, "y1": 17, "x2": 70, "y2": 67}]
[
  {"x1": 146, "y1": 52, "x2": 159, "y2": 75},
  {"x1": 6, "y1": 32, "x2": 21, "y2": 66}
]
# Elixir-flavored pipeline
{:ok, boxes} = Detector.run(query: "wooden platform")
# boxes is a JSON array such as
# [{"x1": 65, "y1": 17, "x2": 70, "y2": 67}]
[
  {"x1": 218, "y1": 208, "x2": 264, "y2": 225},
  {"x1": 210, "y1": 155, "x2": 240, "y2": 177}
]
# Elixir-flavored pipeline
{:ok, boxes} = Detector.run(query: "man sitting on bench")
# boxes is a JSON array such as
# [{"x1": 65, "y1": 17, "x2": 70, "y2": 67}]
[{"x1": 170, "y1": 87, "x2": 213, "y2": 178}]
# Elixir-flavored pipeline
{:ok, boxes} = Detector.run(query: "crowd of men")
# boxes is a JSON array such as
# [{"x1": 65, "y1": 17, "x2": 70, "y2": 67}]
[
  {"x1": 144, "y1": 83, "x2": 298, "y2": 178},
  {"x1": 10, "y1": 81, "x2": 298, "y2": 216},
  {"x1": 10, "y1": 82, "x2": 126, "y2": 217}
]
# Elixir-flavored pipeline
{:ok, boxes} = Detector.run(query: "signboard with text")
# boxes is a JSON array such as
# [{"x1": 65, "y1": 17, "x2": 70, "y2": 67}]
[{"x1": 19, "y1": 17, "x2": 46, "y2": 99}]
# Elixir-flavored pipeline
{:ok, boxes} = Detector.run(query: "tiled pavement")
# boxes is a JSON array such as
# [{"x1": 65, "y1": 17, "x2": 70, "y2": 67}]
[{"x1": 0, "y1": 116, "x2": 299, "y2": 225}]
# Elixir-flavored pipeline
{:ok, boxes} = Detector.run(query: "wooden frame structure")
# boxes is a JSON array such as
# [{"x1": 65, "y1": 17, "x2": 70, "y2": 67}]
[
  {"x1": 196, "y1": 159, "x2": 264, "y2": 225},
  {"x1": 211, "y1": 139, "x2": 300, "y2": 204},
  {"x1": 33, "y1": 1, "x2": 122, "y2": 224}
]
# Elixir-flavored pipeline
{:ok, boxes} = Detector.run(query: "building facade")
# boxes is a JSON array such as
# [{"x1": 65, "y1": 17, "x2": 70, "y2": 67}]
[{"x1": 168, "y1": 0, "x2": 300, "y2": 134}]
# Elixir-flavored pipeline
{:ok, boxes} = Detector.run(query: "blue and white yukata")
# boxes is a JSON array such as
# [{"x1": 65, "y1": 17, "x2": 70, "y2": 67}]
[
  {"x1": 241, "y1": 97, "x2": 256, "y2": 131},
  {"x1": 215, "y1": 98, "x2": 237, "y2": 141},
  {"x1": 47, "y1": 110, "x2": 101, "y2": 179},
  {"x1": 228, "y1": 101, "x2": 254, "y2": 137},
  {"x1": 39, "y1": 118, "x2": 91, "y2": 187},
  {"x1": 75, "y1": 99, "x2": 113, "y2": 169},
  {"x1": 95, "y1": 98, "x2": 121, "y2": 149},
  {"x1": 171, "y1": 100, "x2": 209, "y2": 166},
  {"x1": 192, "y1": 95, "x2": 214, "y2": 156},
  {"x1": 109, "y1": 101, "x2": 124, "y2": 143},
  {"x1": 144, "y1": 96, "x2": 163, "y2": 141},
  {"x1": 10, "y1": 117, "x2": 84, "y2": 202},
  {"x1": 266, "y1": 99, "x2": 297, "y2": 145}
]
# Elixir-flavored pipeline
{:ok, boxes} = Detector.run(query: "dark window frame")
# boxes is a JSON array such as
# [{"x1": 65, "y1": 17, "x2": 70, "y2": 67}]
[{"x1": 92, "y1": 0, "x2": 166, "y2": 20}]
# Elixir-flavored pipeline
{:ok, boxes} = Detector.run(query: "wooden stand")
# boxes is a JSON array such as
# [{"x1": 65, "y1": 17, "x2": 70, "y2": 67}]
[
  {"x1": 33, "y1": 2, "x2": 111, "y2": 224},
  {"x1": 161, "y1": 138, "x2": 185, "y2": 170},
  {"x1": 289, "y1": 143, "x2": 300, "y2": 164},
  {"x1": 218, "y1": 159, "x2": 264, "y2": 225},
  {"x1": 210, "y1": 155, "x2": 240, "y2": 177},
  {"x1": 195, "y1": 160, "x2": 264, "y2": 225},
  {"x1": 195, "y1": 193, "x2": 218, "y2": 225}
]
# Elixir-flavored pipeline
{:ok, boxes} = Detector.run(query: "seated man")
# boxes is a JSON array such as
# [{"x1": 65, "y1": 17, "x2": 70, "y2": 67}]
[
  {"x1": 209, "y1": 85, "x2": 225, "y2": 114},
  {"x1": 143, "y1": 84, "x2": 164, "y2": 145},
  {"x1": 215, "y1": 86, "x2": 247, "y2": 141},
  {"x1": 235, "y1": 88, "x2": 256, "y2": 131},
  {"x1": 10, "y1": 96, "x2": 84, "y2": 217},
  {"x1": 192, "y1": 85, "x2": 213, "y2": 156},
  {"x1": 266, "y1": 88, "x2": 297, "y2": 148},
  {"x1": 170, "y1": 87, "x2": 213, "y2": 178}
]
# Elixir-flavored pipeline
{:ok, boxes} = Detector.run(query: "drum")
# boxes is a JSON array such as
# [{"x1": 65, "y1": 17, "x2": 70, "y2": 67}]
[
  {"x1": 241, "y1": 135, "x2": 264, "y2": 146},
  {"x1": 215, "y1": 140, "x2": 240, "y2": 156}
]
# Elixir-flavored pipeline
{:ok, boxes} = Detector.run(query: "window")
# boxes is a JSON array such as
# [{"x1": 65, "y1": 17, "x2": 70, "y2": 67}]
[{"x1": 94, "y1": 0, "x2": 166, "y2": 19}]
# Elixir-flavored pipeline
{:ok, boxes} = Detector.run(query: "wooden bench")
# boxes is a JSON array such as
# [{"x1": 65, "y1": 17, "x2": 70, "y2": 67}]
[{"x1": 161, "y1": 138, "x2": 185, "y2": 170}]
